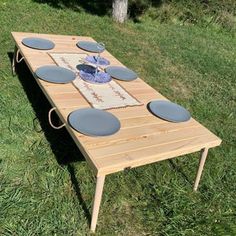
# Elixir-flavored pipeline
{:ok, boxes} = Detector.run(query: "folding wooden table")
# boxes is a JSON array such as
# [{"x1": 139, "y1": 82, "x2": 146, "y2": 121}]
[{"x1": 11, "y1": 32, "x2": 222, "y2": 232}]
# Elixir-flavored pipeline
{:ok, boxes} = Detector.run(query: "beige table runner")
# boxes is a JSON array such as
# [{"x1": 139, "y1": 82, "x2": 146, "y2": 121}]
[{"x1": 49, "y1": 53, "x2": 142, "y2": 110}]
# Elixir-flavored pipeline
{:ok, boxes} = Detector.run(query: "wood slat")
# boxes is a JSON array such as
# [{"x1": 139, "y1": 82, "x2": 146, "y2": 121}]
[
  {"x1": 96, "y1": 134, "x2": 221, "y2": 175},
  {"x1": 88, "y1": 125, "x2": 211, "y2": 158},
  {"x1": 81, "y1": 119, "x2": 199, "y2": 148}
]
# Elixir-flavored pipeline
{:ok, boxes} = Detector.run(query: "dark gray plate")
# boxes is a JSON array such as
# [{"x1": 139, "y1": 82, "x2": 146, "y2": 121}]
[
  {"x1": 76, "y1": 41, "x2": 103, "y2": 53},
  {"x1": 35, "y1": 65, "x2": 76, "y2": 84},
  {"x1": 148, "y1": 100, "x2": 191, "y2": 123},
  {"x1": 22, "y1": 37, "x2": 55, "y2": 50},
  {"x1": 68, "y1": 108, "x2": 121, "y2": 136},
  {"x1": 105, "y1": 66, "x2": 138, "y2": 81}
]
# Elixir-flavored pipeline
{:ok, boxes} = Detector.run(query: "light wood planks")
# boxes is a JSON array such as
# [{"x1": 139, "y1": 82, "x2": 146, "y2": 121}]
[{"x1": 12, "y1": 32, "x2": 222, "y2": 176}]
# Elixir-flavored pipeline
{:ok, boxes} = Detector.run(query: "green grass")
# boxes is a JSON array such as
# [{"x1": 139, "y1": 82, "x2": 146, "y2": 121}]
[{"x1": 0, "y1": 0, "x2": 236, "y2": 235}]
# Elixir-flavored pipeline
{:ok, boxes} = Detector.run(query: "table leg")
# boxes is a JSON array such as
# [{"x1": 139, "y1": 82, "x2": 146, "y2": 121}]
[
  {"x1": 90, "y1": 175, "x2": 105, "y2": 232},
  {"x1": 12, "y1": 46, "x2": 17, "y2": 76},
  {"x1": 193, "y1": 148, "x2": 209, "y2": 191}
]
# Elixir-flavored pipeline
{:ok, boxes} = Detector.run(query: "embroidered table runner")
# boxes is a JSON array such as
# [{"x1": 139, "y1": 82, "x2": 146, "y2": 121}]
[{"x1": 49, "y1": 53, "x2": 142, "y2": 110}]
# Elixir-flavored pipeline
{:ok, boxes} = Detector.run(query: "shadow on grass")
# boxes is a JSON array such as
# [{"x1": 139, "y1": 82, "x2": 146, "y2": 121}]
[
  {"x1": 168, "y1": 159, "x2": 193, "y2": 186},
  {"x1": 33, "y1": 0, "x2": 162, "y2": 21},
  {"x1": 33, "y1": 0, "x2": 112, "y2": 16},
  {"x1": 67, "y1": 164, "x2": 91, "y2": 224},
  {"x1": 8, "y1": 52, "x2": 91, "y2": 224}
]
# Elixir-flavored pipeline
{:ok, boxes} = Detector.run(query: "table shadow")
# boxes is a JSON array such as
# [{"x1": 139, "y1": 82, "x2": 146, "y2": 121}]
[
  {"x1": 8, "y1": 52, "x2": 91, "y2": 225},
  {"x1": 168, "y1": 159, "x2": 192, "y2": 186}
]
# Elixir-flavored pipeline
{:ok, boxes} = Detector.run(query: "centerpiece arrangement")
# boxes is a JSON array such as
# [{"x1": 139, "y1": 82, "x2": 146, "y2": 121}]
[{"x1": 77, "y1": 41, "x2": 111, "y2": 84}]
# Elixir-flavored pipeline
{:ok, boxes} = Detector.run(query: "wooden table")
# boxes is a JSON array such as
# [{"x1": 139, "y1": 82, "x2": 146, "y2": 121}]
[{"x1": 11, "y1": 32, "x2": 222, "y2": 232}]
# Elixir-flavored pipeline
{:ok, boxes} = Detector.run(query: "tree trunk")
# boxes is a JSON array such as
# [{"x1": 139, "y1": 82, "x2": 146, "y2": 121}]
[{"x1": 112, "y1": 0, "x2": 128, "y2": 23}]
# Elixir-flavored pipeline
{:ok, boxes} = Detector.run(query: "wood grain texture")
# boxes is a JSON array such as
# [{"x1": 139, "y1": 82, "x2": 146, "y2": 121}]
[
  {"x1": 194, "y1": 148, "x2": 209, "y2": 191},
  {"x1": 90, "y1": 175, "x2": 105, "y2": 232},
  {"x1": 12, "y1": 32, "x2": 222, "y2": 176}
]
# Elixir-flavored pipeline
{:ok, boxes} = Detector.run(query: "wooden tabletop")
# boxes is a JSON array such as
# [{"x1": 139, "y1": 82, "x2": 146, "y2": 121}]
[{"x1": 12, "y1": 32, "x2": 222, "y2": 177}]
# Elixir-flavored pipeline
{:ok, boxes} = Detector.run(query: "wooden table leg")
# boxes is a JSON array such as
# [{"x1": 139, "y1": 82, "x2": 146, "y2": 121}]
[
  {"x1": 90, "y1": 175, "x2": 105, "y2": 232},
  {"x1": 193, "y1": 148, "x2": 209, "y2": 191}
]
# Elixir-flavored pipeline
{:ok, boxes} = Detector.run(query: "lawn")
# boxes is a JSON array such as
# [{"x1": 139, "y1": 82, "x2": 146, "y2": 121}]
[{"x1": 0, "y1": 0, "x2": 236, "y2": 235}]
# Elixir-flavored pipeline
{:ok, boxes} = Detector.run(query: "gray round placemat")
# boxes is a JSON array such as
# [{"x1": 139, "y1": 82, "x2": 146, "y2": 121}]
[
  {"x1": 22, "y1": 37, "x2": 55, "y2": 50},
  {"x1": 148, "y1": 100, "x2": 191, "y2": 123},
  {"x1": 68, "y1": 108, "x2": 121, "y2": 136},
  {"x1": 105, "y1": 66, "x2": 138, "y2": 81},
  {"x1": 76, "y1": 41, "x2": 103, "y2": 53},
  {"x1": 35, "y1": 65, "x2": 76, "y2": 84}
]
